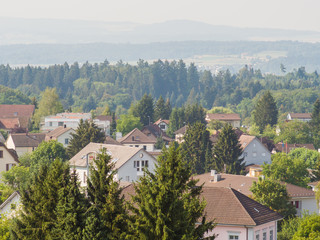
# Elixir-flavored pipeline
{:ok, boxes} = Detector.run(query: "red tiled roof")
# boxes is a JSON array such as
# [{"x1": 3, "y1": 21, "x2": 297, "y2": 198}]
[
  {"x1": 194, "y1": 173, "x2": 315, "y2": 198},
  {"x1": 274, "y1": 143, "x2": 315, "y2": 153},
  {"x1": 45, "y1": 126, "x2": 74, "y2": 141},
  {"x1": 154, "y1": 119, "x2": 170, "y2": 125},
  {"x1": 95, "y1": 115, "x2": 113, "y2": 122},
  {"x1": 0, "y1": 105, "x2": 35, "y2": 118},
  {"x1": 206, "y1": 113, "x2": 241, "y2": 121},
  {"x1": 289, "y1": 113, "x2": 311, "y2": 119},
  {"x1": 0, "y1": 118, "x2": 20, "y2": 129},
  {"x1": 10, "y1": 133, "x2": 45, "y2": 147},
  {"x1": 104, "y1": 136, "x2": 123, "y2": 145}
]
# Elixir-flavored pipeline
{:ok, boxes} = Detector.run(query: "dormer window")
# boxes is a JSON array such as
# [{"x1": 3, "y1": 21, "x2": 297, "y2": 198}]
[{"x1": 13, "y1": 112, "x2": 18, "y2": 116}]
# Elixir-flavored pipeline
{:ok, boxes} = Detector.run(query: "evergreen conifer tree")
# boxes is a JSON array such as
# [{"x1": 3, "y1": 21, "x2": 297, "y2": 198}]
[
  {"x1": 83, "y1": 148, "x2": 128, "y2": 239},
  {"x1": 181, "y1": 122, "x2": 212, "y2": 174},
  {"x1": 129, "y1": 144, "x2": 215, "y2": 239},
  {"x1": 154, "y1": 95, "x2": 166, "y2": 121},
  {"x1": 253, "y1": 91, "x2": 278, "y2": 133},
  {"x1": 11, "y1": 159, "x2": 69, "y2": 239},
  {"x1": 164, "y1": 98, "x2": 172, "y2": 119},
  {"x1": 310, "y1": 98, "x2": 320, "y2": 148},
  {"x1": 212, "y1": 124, "x2": 245, "y2": 174},
  {"x1": 66, "y1": 119, "x2": 105, "y2": 158},
  {"x1": 131, "y1": 94, "x2": 154, "y2": 126}
]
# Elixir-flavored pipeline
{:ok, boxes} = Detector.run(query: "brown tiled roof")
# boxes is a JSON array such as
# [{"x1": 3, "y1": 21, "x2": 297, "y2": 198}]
[
  {"x1": 206, "y1": 113, "x2": 241, "y2": 121},
  {"x1": 289, "y1": 113, "x2": 311, "y2": 119},
  {"x1": 10, "y1": 133, "x2": 45, "y2": 147},
  {"x1": 194, "y1": 173, "x2": 315, "y2": 198},
  {"x1": 0, "y1": 142, "x2": 19, "y2": 163},
  {"x1": 141, "y1": 124, "x2": 173, "y2": 142},
  {"x1": 274, "y1": 143, "x2": 315, "y2": 153},
  {"x1": 154, "y1": 119, "x2": 170, "y2": 125},
  {"x1": 104, "y1": 136, "x2": 123, "y2": 145},
  {"x1": 0, "y1": 105, "x2": 35, "y2": 118},
  {"x1": 174, "y1": 125, "x2": 187, "y2": 135},
  {"x1": 45, "y1": 127, "x2": 74, "y2": 141},
  {"x1": 118, "y1": 128, "x2": 156, "y2": 144},
  {"x1": 239, "y1": 135, "x2": 256, "y2": 148},
  {"x1": 95, "y1": 115, "x2": 113, "y2": 122},
  {"x1": 69, "y1": 142, "x2": 154, "y2": 169},
  {"x1": 308, "y1": 181, "x2": 319, "y2": 187},
  {"x1": 0, "y1": 118, "x2": 20, "y2": 129},
  {"x1": 202, "y1": 187, "x2": 282, "y2": 225}
]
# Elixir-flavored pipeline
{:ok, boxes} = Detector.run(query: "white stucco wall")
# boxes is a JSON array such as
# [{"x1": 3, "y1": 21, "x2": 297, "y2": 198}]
[
  {"x1": 241, "y1": 138, "x2": 271, "y2": 166},
  {"x1": 123, "y1": 143, "x2": 155, "y2": 152},
  {"x1": 292, "y1": 197, "x2": 319, "y2": 216},
  {"x1": 56, "y1": 130, "x2": 75, "y2": 148},
  {"x1": 0, "y1": 146, "x2": 18, "y2": 173}
]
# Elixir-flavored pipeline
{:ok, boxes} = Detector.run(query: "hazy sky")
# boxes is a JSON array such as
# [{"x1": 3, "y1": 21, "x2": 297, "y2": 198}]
[{"x1": 2, "y1": 0, "x2": 320, "y2": 31}]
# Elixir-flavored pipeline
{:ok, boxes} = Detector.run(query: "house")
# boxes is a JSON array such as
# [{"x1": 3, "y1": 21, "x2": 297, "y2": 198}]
[
  {"x1": 154, "y1": 119, "x2": 170, "y2": 132},
  {"x1": 0, "y1": 104, "x2": 35, "y2": 132},
  {"x1": 239, "y1": 135, "x2": 271, "y2": 166},
  {"x1": 69, "y1": 142, "x2": 157, "y2": 187},
  {"x1": 121, "y1": 184, "x2": 282, "y2": 240},
  {"x1": 287, "y1": 113, "x2": 311, "y2": 122},
  {"x1": 174, "y1": 125, "x2": 187, "y2": 144},
  {"x1": 45, "y1": 126, "x2": 75, "y2": 148},
  {"x1": 0, "y1": 142, "x2": 19, "y2": 172},
  {"x1": 0, "y1": 191, "x2": 21, "y2": 218},
  {"x1": 93, "y1": 115, "x2": 112, "y2": 136},
  {"x1": 118, "y1": 128, "x2": 156, "y2": 152},
  {"x1": 194, "y1": 172, "x2": 318, "y2": 217},
  {"x1": 141, "y1": 124, "x2": 173, "y2": 146},
  {"x1": 41, "y1": 112, "x2": 91, "y2": 132},
  {"x1": 104, "y1": 136, "x2": 123, "y2": 145},
  {"x1": 5, "y1": 133, "x2": 46, "y2": 157},
  {"x1": 202, "y1": 187, "x2": 282, "y2": 240},
  {"x1": 273, "y1": 143, "x2": 315, "y2": 154},
  {"x1": 205, "y1": 113, "x2": 241, "y2": 128}
]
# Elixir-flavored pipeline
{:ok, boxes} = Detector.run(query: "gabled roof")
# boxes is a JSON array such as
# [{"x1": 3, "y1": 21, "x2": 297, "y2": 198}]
[
  {"x1": 239, "y1": 135, "x2": 256, "y2": 148},
  {"x1": 174, "y1": 125, "x2": 187, "y2": 135},
  {"x1": 0, "y1": 105, "x2": 35, "y2": 118},
  {"x1": 0, "y1": 142, "x2": 19, "y2": 163},
  {"x1": 202, "y1": 187, "x2": 282, "y2": 226},
  {"x1": 104, "y1": 136, "x2": 123, "y2": 145},
  {"x1": 274, "y1": 143, "x2": 315, "y2": 153},
  {"x1": 95, "y1": 115, "x2": 113, "y2": 122},
  {"x1": 9, "y1": 133, "x2": 45, "y2": 147},
  {"x1": 289, "y1": 113, "x2": 311, "y2": 119},
  {"x1": 194, "y1": 173, "x2": 315, "y2": 198},
  {"x1": 45, "y1": 126, "x2": 74, "y2": 141},
  {"x1": 154, "y1": 119, "x2": 170, "y2": 125},
  {"x1": 0, "y1": 118, "x2": 20, "y2": 129},
  {"x1": 69, "y1": 142, "x2": 153, "y2": 169},
  {"x1": 118, "y1": 128, "x2": 156, "y2": 144},
  {"x1": 206, "y1": 113, "x2": 241, "y2": 121},
  {"x1": 141, "y1": 124, "x2": 173, "y2": 142}
]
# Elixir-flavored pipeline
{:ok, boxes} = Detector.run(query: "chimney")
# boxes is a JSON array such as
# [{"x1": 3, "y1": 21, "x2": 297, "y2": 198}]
[{"x1": 210, "y1": 170, "x2": 221, "y2": 182}]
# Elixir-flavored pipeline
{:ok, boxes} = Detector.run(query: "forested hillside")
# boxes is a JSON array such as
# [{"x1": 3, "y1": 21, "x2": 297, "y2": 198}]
[{"x1": 1, "y1": 60, "x2": 319, "y2": 121}]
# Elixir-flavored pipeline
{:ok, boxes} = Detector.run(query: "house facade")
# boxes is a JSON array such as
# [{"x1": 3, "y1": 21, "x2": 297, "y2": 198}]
[
  {"x1": 45, "y1": 126, "x2": 75, "y2": 148},
  {"x1": 93, "y1": 115, "x2": 112, "y2": 136},
  {"x1": 287, "y1": 113, "x2": 311, "y2": 122},
  {"x1": 5, "y1": 133, "x2": 45, "y2": 157},
  {"x1": 69, "y1": 143, "x2": 157, "y2": 187},
  {"x1": 154, "y1": 119, "x2": 170, "y2": 132},
  {"x1": 141, "y1": 124, "x2": 173, "y2": 146},
  {"x1": 174, "y1": 125, "x2": 187, "y2": 144},
  {"x1": 41, "y1": 112, "x2": 91, "y2": 132},
  {"x1": 205, "y1": 113, "x2": 241, "y2": 128},
  {"x1": 239, "y1": 135, "x2": 271, "y2": 166},
  {"x1": 118, "y1": 128, "x2": 156, "y2": 152},
  {"x1": 0, "y1": 143, "x2": 19, "y2": 173}
]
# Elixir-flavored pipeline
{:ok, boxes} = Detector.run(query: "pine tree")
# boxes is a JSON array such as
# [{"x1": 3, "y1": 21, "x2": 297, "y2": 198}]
[
  {"x1": 181, "y1": 122, "x2": 212, "y2": 174},
  {"x1": 164, "y1": 98, "x2": 172, "y2": 119},
  {"x1": 66, "y1": 119, "x2": 105, "y2": 158},
  {"x1": 83, "y1": 148, "x2": 128, "y2": 239},
  {"x1": 110, "y1": 112, "x2": 117, "y2": 137},
  {"x1": 129, "y1": 144, "x2": 215, "y2": 240},
  {"x1": 154, "y1": 95, "x2": 166, "y2": 121},
  {"x1": 131, "y1": 94, "x2": 154, "y2": 126},
  {"x1": 10, "y1": 159, "x2": 69, "y2": 239},
  {"x1": 212, "y1": 124, "x2": 245, "y2": 174},
  {"x1": 52, "y1": 170, "x2": 88, "y2": 240},
  {"x1": 253, "y1": 91, "x2": 278, "y2": 133},
  {"x1": 310, "y1": 98, "x2": 320, "y2": 148}
]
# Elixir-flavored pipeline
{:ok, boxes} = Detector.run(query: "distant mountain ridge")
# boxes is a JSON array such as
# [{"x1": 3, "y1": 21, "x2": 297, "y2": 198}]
[{"x1": 1, "y1": 18, "x2": 320, "y2": 45}]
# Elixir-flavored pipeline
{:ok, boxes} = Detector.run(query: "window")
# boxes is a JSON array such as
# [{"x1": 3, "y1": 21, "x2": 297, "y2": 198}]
[
  {"x1": 160, "y1": 124, "x2": 165, "y2": 129},
  {"x1": 143, "y1": 145, "x2": 147, "y2": 150},
  {"x1": 58, "y1": 122, "x2": 63, "y2": 126},
  {"x1": 263, "y1": 232, "x2": 267, "y2": 240},
  {"x1": 125, "y1": 176, "x2": 130, "y2": 181},
  {"x1": 137, "y1": 161, "x2": 140, "y2": 171},
  {"x1": 135, "y1": 145, "x2": 139, "y2": 148},
  {"x1": 6, "y1": 163, "x2": 16, "y2": 171},
  {"x1": 65, "y1": 138, "x2": 69, "y2": 144},
  {"x1": 83, "y1": 172, "x2": 87, "y2": 184},
  {"x1": 262, "y1": 152, "x2": 266, "y2": 157},
  {"x1": 145, "y1": 160, "x2": 149, "y2": 167},
  {"x1": 49, "y1": 122, "x2": 52, "y2": 126},
  {"x1": 229, "y1": 235, "x2": 239, "y2": 240},
  {"x1": 0, "y1": 150, "x2": 3, "y2": 158},
  {"x1": 269, "y1": 230, "x2": 274, "y2": 240},
  {"x1": 255, "y1": 231, "x2": 260, "y2": 240}
]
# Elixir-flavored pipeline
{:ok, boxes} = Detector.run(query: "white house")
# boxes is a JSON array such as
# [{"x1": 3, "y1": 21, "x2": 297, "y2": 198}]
[
  {"x1": 154, "y1": 119, "x2": 170, "y2": 132},
  {"x1": 69, "y1": 142, "x2": 157, "y2": 187},
  {"x1": 45, "y1": 126, "x2": 75, "y2": 148},
  {"x1": 205, "y1": 113, "x2": 241, "y2": 128},
  {"x1": 0, "y1": 142, "x2": 19, "y2": 173},
  {"x1": 239, "y1": 135, "x2": 272, "y2": 166},
  {"x1": 93, "y1": 115, "x2": 112, "y2": 136},
  {"x1": 5, "y1": 133, "x2": 45, "y2": 157},
  {"x1": 287, "y1": 113, "x2": 311, "y2": 122},
  {"x1": 0, "y1": 191, "x2": 21, "y2": 218},
  {"x1": 41, "y1": 112, "x2": 91, "y2": 132},
  {"x1": 118, "y1": 128, "x2": 156, "y2": 152}
]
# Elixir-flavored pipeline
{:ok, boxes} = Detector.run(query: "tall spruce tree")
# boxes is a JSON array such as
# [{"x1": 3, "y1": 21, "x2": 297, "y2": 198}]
[
  {"x1": 181, "y1": 122, "x2": 213, "y2": 174},
  {"x1": 131, "y1": 94, "x2": 154, "y2": 126},
  {"x1": 129, "y1": 144, "x2": 215, "y2": 240},
  {"x1": 66, "y1": 119, "x2": 105, "y2": 158},
  {"x1": 52, "y1": 170, "x2": 88, "y2": 240},
  {"x1": 83, "y1": 148, "x2": 128, "y2": 239},
  {"x1": 253, "y1": 91, "x2": 278, "y2": 133},
  {"x1": 10, "y1": 159, "x2": 69, "y2": 239},
  {"x1": 212, "y1": 124, "x2": 245, "y2": 174},
  {"x1": 154, "y1": 95, "x2": 166, "y2": 121},
  {"x1": 310, "y1": 98, "x2": 320, "y2": 148}
]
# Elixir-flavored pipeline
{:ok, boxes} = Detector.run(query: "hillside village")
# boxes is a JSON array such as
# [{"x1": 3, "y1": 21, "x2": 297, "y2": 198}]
[{"x1": 0, "y1": 89, "x2": 320, "y2": 239}]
